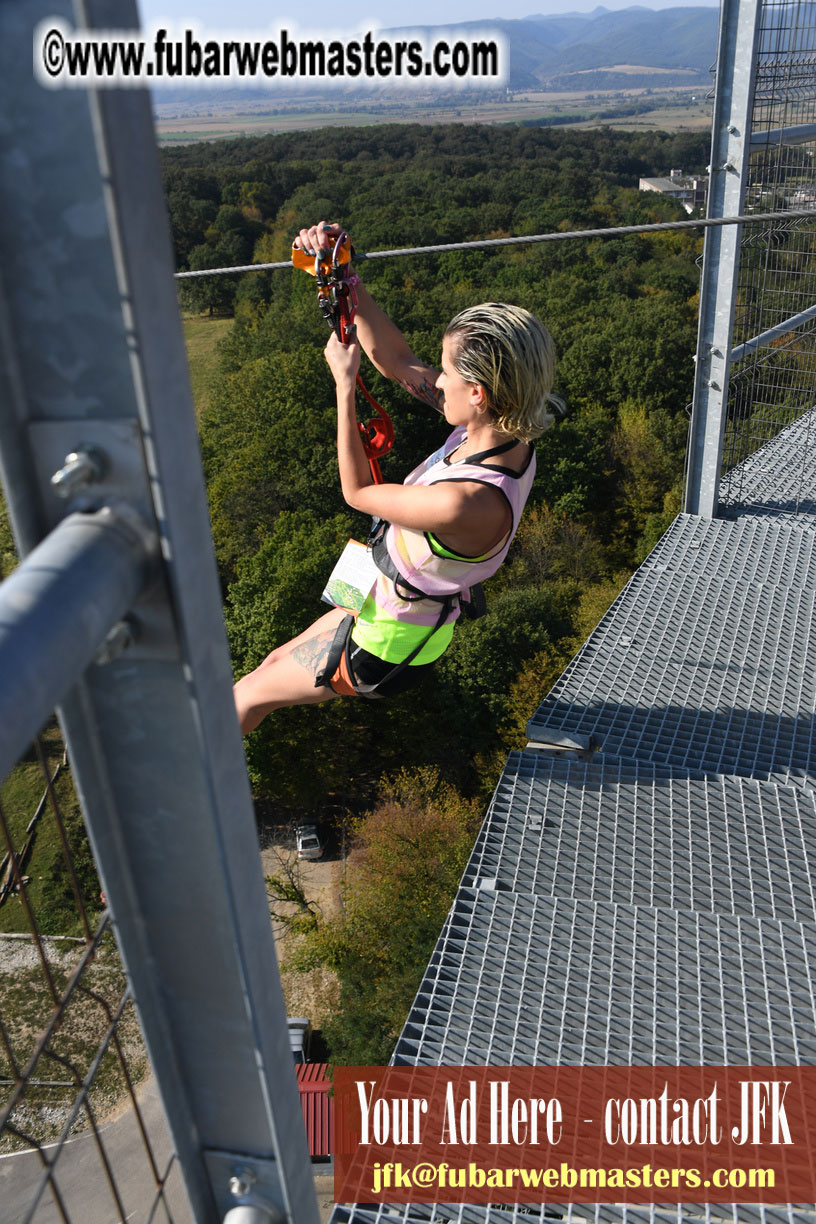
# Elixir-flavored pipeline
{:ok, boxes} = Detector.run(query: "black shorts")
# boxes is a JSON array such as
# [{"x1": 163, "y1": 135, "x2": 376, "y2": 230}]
[{"x1": 346, "y1": 639, "x2": 435, "y2": 697}]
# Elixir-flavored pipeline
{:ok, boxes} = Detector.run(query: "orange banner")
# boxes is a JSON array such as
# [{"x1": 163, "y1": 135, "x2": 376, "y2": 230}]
[{"x1": 334, "y1": 1066, "x2": 816, "y2": 1204}]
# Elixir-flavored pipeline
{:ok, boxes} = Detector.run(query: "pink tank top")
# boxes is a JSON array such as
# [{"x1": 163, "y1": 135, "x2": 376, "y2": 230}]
[{"x1": 373, "y1": 425, "x2": 536, "y2": 631}]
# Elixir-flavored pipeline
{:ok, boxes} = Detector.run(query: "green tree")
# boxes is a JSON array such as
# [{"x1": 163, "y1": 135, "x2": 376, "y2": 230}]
[
  {"x1": 436, "y1": 583, "x2": 577, "y2": 748},
  {"x1": 288, "y1": 767, "x2": 481, "y2": 1064},
  {"x1": 201, "y1": 347, "x2": 355, "y2": 579},
  {"x1": 611, "y1": 400, "x2": 687, "y2": 550},
  {"x1": 179, "y1": 241, "x2": 242, "y2": 316}
]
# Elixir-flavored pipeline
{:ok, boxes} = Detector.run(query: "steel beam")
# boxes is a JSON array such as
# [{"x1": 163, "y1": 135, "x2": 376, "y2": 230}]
[
  {"x1": 730, "y1": 302, "x2": 816, "y2": 363},
  {"x1": 750, "y1": 123, "x2": 816, "y2": 148},
  {"x1": 0, "y1": 507, "x2": 156, "y2": 780},
  {"x1": 684, "y1": 0, "x2": 762, "y2": 518},
  {"x1": 0, "y1": 3, "x2": 319, "y2": 1222}
]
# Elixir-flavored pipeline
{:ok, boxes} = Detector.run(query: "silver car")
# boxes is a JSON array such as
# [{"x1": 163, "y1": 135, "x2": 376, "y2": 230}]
[{"x1": 296, "y1": 823, "x2": 323, "y2": 861}]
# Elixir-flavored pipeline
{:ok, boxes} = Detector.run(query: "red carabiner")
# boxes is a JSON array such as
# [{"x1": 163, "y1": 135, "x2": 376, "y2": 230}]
[
  {"x1": 334, "y1": 247, "x2": 394, "y2": 485},
  {"x1": 355, "y1": 378, "x2": 395, "y2": 485}
]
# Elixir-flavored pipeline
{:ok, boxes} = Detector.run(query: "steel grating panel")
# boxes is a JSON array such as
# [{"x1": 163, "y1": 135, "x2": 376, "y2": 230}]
[
  {"x1": 463, "y1": 753, "x2": 816, "y2": 922},
  {"x1": 649, "y1": 514, "x2": 816, "y2": 589},
  {"x1": 720, "y1": 407, "x2": 816, "y2": 521},
  {"x1": 331, "y1": 890, "x2": 816, "y2": 1224},
  {"x1": 392, "y1": 891, "x2": 816, "y2": 1066},
  {"x1": 333, "y1": 1202, "x2": 816, "y2": 1224},
  {"x1": 525, "y1": 518, "x2": 816, "y2": 784}
]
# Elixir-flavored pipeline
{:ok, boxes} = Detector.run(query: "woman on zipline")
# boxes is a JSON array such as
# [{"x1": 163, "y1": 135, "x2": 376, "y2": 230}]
[{"x1": 234, "y1": 221, "x2": 562, "y2": 734}]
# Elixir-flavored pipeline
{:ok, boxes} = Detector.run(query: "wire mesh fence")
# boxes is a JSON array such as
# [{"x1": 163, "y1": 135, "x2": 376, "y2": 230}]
[
  {"x1": 719, "y1": 0, "x2": 816, "y2": 510},
  {"x1": 0, "y1": 724, "x2": 185, "y2": 1224}
]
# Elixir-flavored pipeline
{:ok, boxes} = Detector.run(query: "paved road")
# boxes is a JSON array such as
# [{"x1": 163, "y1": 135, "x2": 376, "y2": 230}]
[
  {"x1": 0, "y1": 1077, "x2": 193, "y2": 1224},
  {"x1": 1, "y1": 1081, "x2": 335, "y2": 1224}
]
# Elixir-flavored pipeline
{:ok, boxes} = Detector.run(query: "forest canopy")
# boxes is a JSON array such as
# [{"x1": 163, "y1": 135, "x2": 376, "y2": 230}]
[
  {"x1": 164, "y1": 121, "x2": 705, "y2": 1061},
  {"x1": 166, "y1": 118, "x2": 705, "y2": 803}
]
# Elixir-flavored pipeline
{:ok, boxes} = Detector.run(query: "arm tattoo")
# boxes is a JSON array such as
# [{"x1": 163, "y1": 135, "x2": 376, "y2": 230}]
[{"x1": 400, "y1": 374, "x2": 444, "y2": 414}]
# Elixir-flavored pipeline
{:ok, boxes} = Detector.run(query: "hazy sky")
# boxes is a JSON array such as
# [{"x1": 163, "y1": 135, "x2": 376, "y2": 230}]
[{"x1": 137, "y1": 0, "x2": 719, "y2": 31}]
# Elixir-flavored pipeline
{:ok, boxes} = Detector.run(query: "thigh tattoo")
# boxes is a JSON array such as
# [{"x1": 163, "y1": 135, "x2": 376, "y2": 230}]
[{"x1": 291, "y1": 628, "x2": 335, "y2": 676}]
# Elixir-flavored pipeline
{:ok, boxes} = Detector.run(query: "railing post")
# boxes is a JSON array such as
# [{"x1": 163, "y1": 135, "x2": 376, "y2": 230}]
[
  {"x1": 684, "y1": 0, "x2": 762, "y2": 518},
  {"x1": 0, "y1": 3, "x2": 319, "y2": 1222}
]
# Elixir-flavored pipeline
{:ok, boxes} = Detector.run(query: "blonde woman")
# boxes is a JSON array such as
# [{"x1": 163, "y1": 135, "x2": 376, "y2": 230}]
[{"x1": 234, "y1": 222, "x2": 562, "y2": 734}]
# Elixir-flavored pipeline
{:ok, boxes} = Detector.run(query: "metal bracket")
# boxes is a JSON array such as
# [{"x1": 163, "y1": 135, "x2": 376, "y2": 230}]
[
  {"x1": 205, "y1": 1149, "x2": 287, "y2": 1224},
  {"x1": 525, "y1": 731, "x2": 596, "y2": 760},
  {"x1": 28, "y1": 417, "x2": 179, "y2": 661}
]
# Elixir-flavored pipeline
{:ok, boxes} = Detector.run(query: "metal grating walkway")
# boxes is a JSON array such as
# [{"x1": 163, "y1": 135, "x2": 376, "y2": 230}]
[
  {"x1": 719, "y1": 407, "x2": 816, "y2": 521},
  {"x1": 332, "y1": 406, "x2": 816, "y2": 1223},
  {"x1": 392, "y1": 889, "x2": 816, "y2": 1066},
  {"x1": 334, "y1": 1193, "x2": 816, "y2": 1223},
  {"x1": 524, "y1": 514, "x2": 816, "y2": 786},
  {"x1": 335, "y1": 1205, "x2": 816, "y2": 1224},
  {"x1": 462, "y1": 754, "x2": 816, "y2": 923}
]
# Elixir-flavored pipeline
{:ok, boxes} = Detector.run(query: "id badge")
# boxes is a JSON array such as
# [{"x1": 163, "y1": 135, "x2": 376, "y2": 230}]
[{"x1": 321, "y1": 539, "x2": 379, "y2": 613}]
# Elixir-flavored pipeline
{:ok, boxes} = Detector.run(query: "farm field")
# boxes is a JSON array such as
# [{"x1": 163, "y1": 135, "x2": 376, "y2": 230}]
[{"x1": 154, "y1": 85, "x2": 712, "y2": 143}]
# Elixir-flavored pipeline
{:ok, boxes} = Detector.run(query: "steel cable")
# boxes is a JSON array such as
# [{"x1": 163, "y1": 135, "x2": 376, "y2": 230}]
[{"x1": 174, "y1": 207, "x2": 816, "y2": 278}]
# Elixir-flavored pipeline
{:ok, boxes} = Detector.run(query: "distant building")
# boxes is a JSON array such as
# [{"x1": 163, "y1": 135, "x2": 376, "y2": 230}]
[{"x1": 639, "y1": 168, "x2": 708, "y2": 214}]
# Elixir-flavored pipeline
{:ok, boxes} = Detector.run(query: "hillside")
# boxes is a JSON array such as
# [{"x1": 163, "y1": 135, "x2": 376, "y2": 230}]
[
  {"x1": 152, "y1": 5, "x2": 720, "y2": 103},
  {"x1": 423, "y1": 7, "x2": 720, "y2": 88}
]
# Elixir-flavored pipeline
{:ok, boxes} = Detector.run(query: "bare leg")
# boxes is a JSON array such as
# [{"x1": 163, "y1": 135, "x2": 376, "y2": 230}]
[{"x1": 234, "y1": 607, "x2": 349, "y2": 734}]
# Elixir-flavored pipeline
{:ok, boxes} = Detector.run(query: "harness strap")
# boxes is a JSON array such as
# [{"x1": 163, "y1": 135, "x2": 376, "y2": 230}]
[
  {"x1": 461, "y1": 582, "x2": 487, "y2": 618},
  {"x1": 348, "y1": 597, "x2": 453, "y2": 698},
  {"x1": 312, "y1": 608, "x2": 449, "y2": 700},
  {"x1": 314, "y1": 614, "x2": 355, "y2": 690},
  {"x1": 370, "y1": 526, "x2": 429, "y2": 603},
  {"x1": 369, "y1": 519, "x2": 487, "y2": 618},
  {"x1": 448, "y1": 437, "x2": 519, "y2": 465}
]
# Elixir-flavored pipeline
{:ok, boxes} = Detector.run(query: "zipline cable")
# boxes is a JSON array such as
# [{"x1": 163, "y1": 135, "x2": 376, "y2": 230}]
[{"x1": 174, "y1": 207, "x2": 816, "y2": 279}]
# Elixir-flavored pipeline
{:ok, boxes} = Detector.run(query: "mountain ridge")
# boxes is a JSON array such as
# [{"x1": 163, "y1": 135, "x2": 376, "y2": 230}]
[{"x1": 152, "y1": 5, "x2": 720, "y2": 101}]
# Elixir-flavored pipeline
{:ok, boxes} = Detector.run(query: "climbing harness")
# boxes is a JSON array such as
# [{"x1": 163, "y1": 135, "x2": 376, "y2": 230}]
[
  {"x1": 292, "y1": 232, "x2": 394, "y2": 483},
  {"x1": 314, "y1": 606, "x2": 447, "y2": 700},
  {"x1": 313, "y1": 516, "x2": 485, "y2": 700}
]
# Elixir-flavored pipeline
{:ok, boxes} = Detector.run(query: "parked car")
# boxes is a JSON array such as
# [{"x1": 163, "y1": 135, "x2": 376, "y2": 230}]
[{"x1": 296, "y1": 823, "x2": 323, "y2": 861}]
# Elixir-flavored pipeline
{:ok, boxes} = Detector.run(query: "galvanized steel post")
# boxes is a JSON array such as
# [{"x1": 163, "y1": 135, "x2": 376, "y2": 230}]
[
  {"x1": 684, "y1": 0, "x2": 762, "y2": 518},
  {"x1": 0, "y1": 2, "x2": 319, "y2": 1221}
]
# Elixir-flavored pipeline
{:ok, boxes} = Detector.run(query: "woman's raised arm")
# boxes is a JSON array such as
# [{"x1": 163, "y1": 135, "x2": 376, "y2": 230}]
[{"x1": 294, "y1": 220, "x2": 443, "y2": 411}]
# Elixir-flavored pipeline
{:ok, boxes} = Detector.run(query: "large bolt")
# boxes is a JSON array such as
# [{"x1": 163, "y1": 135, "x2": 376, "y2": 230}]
[
  {"x1": 230, "y1": 1167, "x2": 257, "y2": 1198},
  {"x1": 51, "y1": 447, "x2": 106, "y2": 498},
  {"x1": 94, "y1": 618, "x2": 136, "y2": 667}
]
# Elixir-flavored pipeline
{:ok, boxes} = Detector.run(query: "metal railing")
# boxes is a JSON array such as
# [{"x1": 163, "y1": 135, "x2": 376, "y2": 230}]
[
  {"x1": 686, "y1": 0, "x2": 816, "y2": 517},
  {"x1": 0, "y1": 730, "x2": 183, "y2": 1222}
]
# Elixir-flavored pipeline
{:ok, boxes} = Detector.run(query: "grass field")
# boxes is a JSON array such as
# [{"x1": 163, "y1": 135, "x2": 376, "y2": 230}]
[
  {"x1": 182, "y1": 313, "x2": 233, "y2": 416},
  {"x1": 0, "y1": 936, "x2": 147, "y2": 1153},
  {"x1": 0, "y1": 725, "x2": 98, "y2": 938},
  {"x1": 0, "y1": 728, "x2": 148, "y2": 1152}
]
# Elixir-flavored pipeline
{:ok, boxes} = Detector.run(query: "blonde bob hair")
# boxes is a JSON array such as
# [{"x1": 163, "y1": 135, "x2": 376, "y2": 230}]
[{"x1": 444, "y1": 303, "x2": 564, "y2": 442}]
